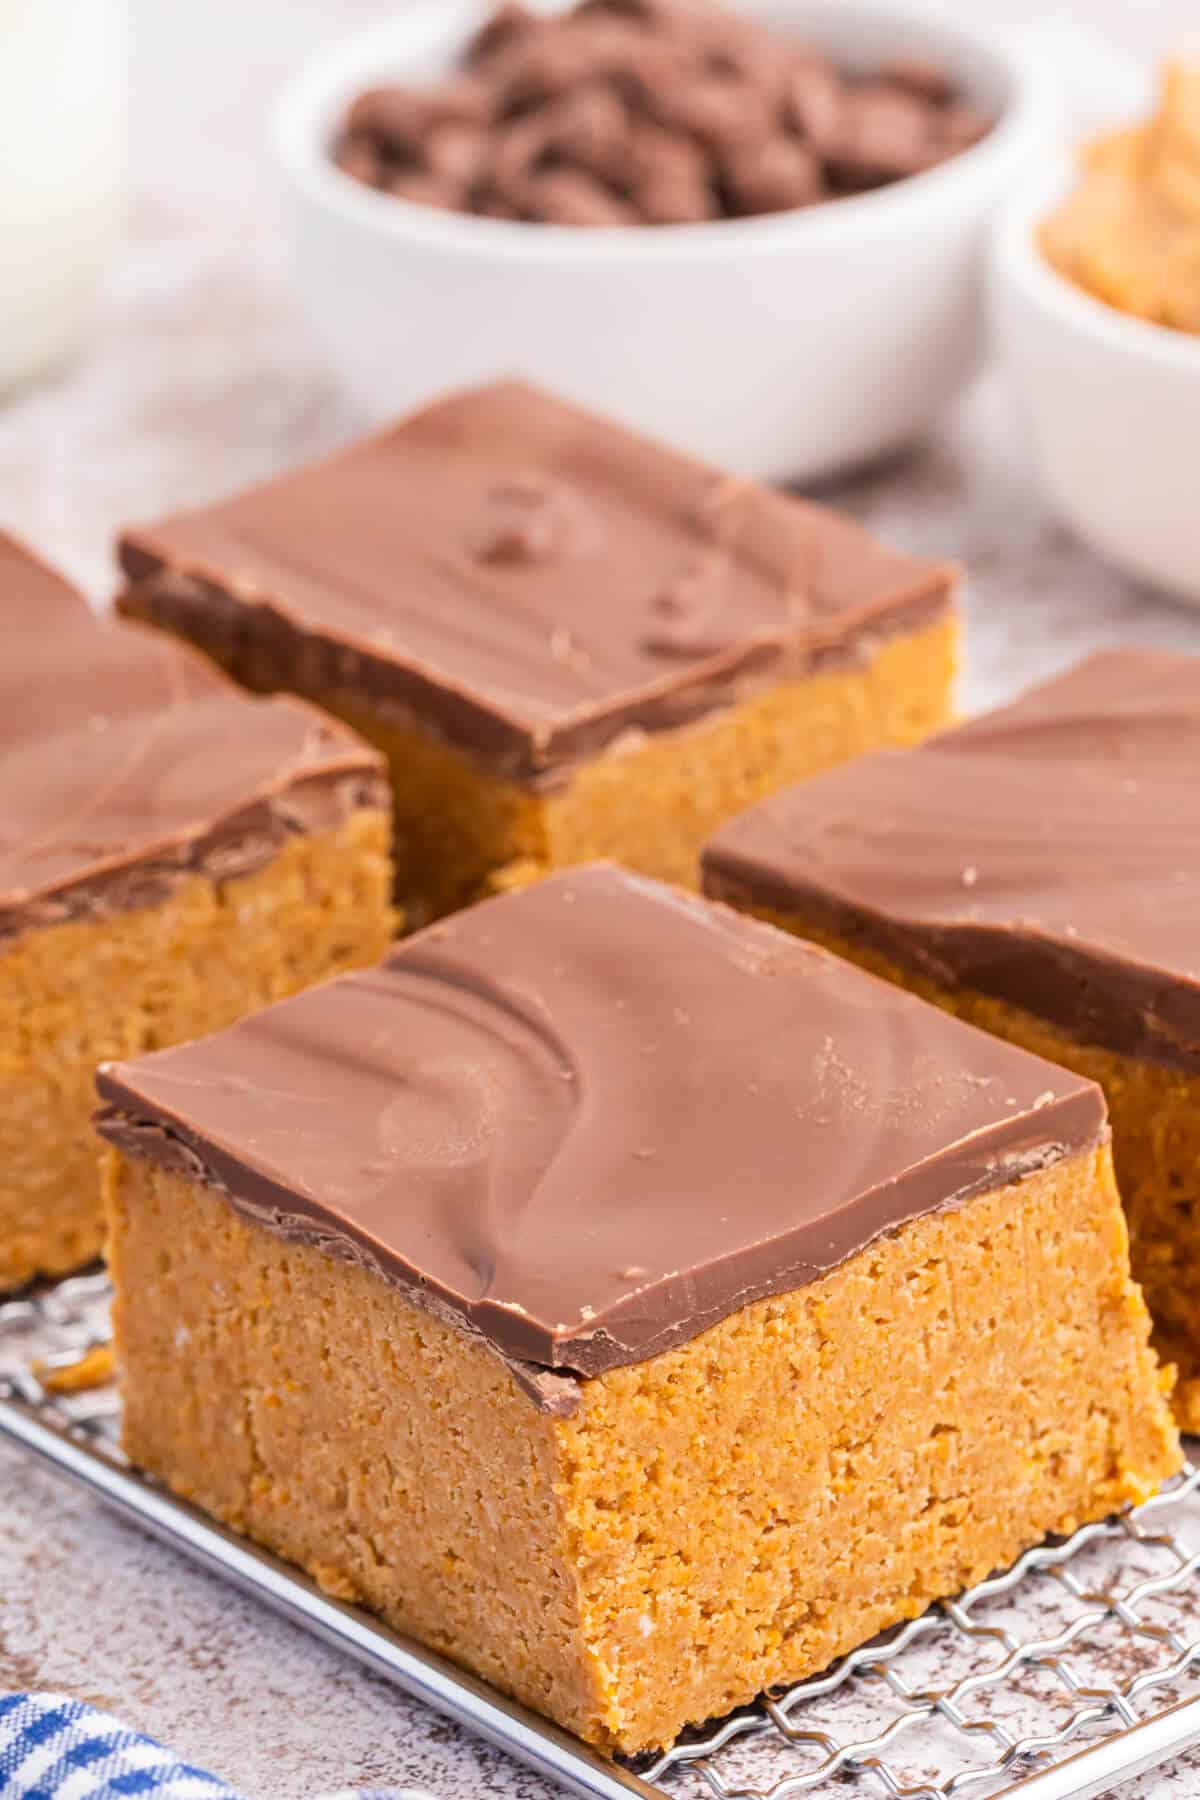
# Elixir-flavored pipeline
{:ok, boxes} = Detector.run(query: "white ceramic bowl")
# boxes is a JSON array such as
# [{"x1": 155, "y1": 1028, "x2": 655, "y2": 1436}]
[
  {"x1": 273, "y1": 0, "x2": 1052, "y2": 482},
  {"x1": 992, "y1": 164, "x2": 1200, "y2": 607}
]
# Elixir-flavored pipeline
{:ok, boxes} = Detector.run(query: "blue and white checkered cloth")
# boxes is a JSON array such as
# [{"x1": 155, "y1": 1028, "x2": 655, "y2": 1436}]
[{"x1": 0, "y1": 1695, "x2": 434, "y2": 1800}]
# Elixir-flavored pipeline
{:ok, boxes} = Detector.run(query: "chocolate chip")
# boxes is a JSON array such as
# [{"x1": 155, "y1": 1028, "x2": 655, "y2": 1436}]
[
  {"x1": 477, "y1": 193, "x2": 522, "y2": 219},
  {"x1": 603, "y1": 36, "x2": 690, "y2": 116},
  {"x1": 934, "y1": 100, "x2": 992, "y2": 151},
  {"x1": 827, "y1": 83, "x2": 936, "y2": 187},
  {"x1": 544, "y1": 84, "x2": 632, "y2": 185},
  {"x1": 432, "y1": 75, "x2": 497, "y2": 126},
  {"x1": 385, "y1": 170, "x2": 466, "y2": 211},
  {"x1": 490, "y1": 26, "x2": 600, "y2": 115},
  {"x1": 523, "y1": 166, "x2": 638, "y2": 225},
  {"x1": 497, "y1": 471, "x2": 550, "y2": 500},
  {"x1": 345, "y1": 86, "x2": 432, "y2": 156},
  {"x1": 424, "y1": 120, "x2": 492, "y2": 186},
  {"x1": 332, "y1": 131, "x2": 386, "y2": 188},
  {"x1": 489, "y1": 112, "x2": 559, "y2": 203},
  {"x1": 345, "y1": 77, "x2": 491, "y2": 157},
  {"x1": 628, "y1": 120, "x2": 711, "y2": 188},
  {"x1": 627, "y1": 111, "x2": 718, "y2": 211},
  {"x1": 724, "y1": 136, "x2": 823, "y2": 215},
  {"x1": 634, "y1": 156, "x2": 719, "y2": 221},
  {"x1": 465, "y1": 1, "x2": 539, "y2": 69},
  {"x1": 685, "y1": 5, "x2": 803, "y2": 98},
  {"x1": 577, "y1": 0, "x2": 685, "y2": 23},
  {"x1": 574, "y1": 16, "x2": 690, "y2": 105},
  {"x1": 879, "y1": 56, "x2": 959, "y2": 106},
  {"x1": 649, "y1": 72, "x2": 774, "y2": 155},
  {"x1": 578, "y1": 0, "x2": 739, "y2": 52},
  {"x1": 785, "y1": 61, "x2": 845, "y2": 154}
]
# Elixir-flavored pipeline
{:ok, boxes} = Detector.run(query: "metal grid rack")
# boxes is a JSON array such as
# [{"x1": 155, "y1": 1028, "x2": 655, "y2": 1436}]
[{"x1": 5, "y1": 1273, "x2": 1200, "y2": 1800}]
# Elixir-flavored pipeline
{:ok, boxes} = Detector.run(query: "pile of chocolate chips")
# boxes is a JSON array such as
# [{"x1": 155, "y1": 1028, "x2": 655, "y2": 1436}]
[{"x1": 331, "y1": 0, "x2": 992, "y2": 227}]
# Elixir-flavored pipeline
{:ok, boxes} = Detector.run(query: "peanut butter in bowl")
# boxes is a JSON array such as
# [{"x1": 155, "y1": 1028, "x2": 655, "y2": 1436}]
[{"x1": 1040, "y1": 61, "x2": 1200, "y2": 334}]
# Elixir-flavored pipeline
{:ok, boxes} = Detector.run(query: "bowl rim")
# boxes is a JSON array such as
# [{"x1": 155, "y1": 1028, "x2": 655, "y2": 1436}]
[
  {"x1": 272, "y1": 0, "x2": 1054, "y2": 265},
  {"x1": 992, "y1": 156, "x2": 1200, "y2": 370}
]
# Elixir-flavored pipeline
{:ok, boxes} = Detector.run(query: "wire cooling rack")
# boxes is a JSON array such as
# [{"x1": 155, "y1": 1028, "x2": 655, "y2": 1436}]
[{"x1": 5, "y1": 1274, "x2": 1200, "y2": 1800}]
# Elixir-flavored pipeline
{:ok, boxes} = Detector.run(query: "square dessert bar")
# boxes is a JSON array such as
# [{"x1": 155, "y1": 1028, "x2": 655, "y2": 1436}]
[
  {"x1": 0, "y1": 531, "x2": 394, "y2": 1290},
  {"x1": 703, "y1": 648, "x2": 1200, "y2": 1427},
  {"x1": 98, "y1": 864, "x2": 1178, "y2": 1755},
  {"x1": 115, "y1": 379, "x2": 960, "y2": 924}
]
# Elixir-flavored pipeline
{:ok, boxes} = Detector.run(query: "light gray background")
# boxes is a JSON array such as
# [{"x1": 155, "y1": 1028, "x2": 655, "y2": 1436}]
[{"x1": 2, "y1": 2, "x2": 1199, "y2": 1795}]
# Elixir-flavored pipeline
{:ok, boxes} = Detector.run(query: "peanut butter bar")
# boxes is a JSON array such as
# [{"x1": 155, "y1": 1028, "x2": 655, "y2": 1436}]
[
  {"x1": 704, "y1": 648, "x2": 1200, "y2": 1427},
  {"x1": 116, "y1": 380, "x2": 959, "y2": 923},
  {"x1": 0, "y1": 531, "x2": 394, "y2": 1289},
  {"x1": 98, "y1": 864, "x2": 1178, "y2": 1753}
]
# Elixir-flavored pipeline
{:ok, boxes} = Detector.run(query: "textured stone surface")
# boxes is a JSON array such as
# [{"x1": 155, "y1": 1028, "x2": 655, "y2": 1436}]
[{"x1": 3, "y1": 1, "x2": 1200, "y2": 1796}]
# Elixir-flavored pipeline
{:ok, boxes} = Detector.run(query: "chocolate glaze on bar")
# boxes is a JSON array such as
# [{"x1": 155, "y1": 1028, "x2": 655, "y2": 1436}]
[
  {"x1": 0, "y1": 531, "x2": 388, "y2": 941},
  {"x1": 0, "y1": 529, "x2": 219, "y2": 751},
  {"x1": 704, "y1": 648, "x2": 1200, "y2": 1072},
  {"x1": 117, "y1": 381, "x2": 958, "y2": 783},
  {"x1": 97, "y1": 864, "x2": 1105, "y2": 1393}
]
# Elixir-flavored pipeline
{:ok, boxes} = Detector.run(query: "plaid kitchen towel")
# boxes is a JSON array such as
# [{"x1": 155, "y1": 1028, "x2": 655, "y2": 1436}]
[{"x1": 0, "y1": 1695, "x2": 436, "y2": 1800}]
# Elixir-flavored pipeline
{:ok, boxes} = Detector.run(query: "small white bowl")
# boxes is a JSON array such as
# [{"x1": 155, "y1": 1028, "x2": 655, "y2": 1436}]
[
  {"x1": 273, "y1": 0, "x2": 1053, "y2": 483},
  {"x1": 992, "y1": 164, "x2": 1200, "y2": 607}
]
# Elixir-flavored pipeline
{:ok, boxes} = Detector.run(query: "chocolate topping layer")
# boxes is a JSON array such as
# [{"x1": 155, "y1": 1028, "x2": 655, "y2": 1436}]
[
  {"x1": 704, "y1": 648, "x2": 1200, "y2": 1071},
  {"x1": 117, "y1": 381, "x2": 957, "y2": 781},
  {"x1": 96, "y1": 864, "x2": 1105, "y2": 1384},
  {"x1": 0, "y1": 530, "x2": 387, "y2": 940},
  {"x1": 1, "y1": 530, "x2": 219, "y2": 752}
]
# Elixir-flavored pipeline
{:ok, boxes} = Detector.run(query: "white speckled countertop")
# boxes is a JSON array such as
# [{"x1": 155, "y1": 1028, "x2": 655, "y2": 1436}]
[{"x1": 3, "y1": 2, "x2": 1200, "y2": 1796}]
